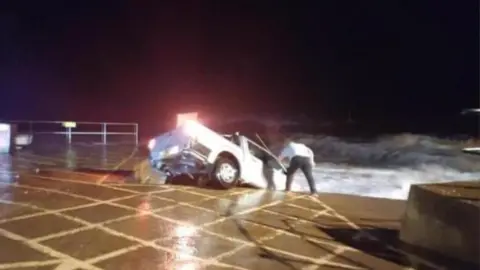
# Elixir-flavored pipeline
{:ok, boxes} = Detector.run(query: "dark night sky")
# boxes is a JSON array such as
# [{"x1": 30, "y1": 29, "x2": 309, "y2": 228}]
[{"x1": 0, "y1": 1, "x2": 478, "y2": 134}]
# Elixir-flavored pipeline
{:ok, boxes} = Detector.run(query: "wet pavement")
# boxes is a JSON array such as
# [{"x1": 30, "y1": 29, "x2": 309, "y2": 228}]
[{"x1": 0, "y1": 144, "x2": 454, "y2": 270}]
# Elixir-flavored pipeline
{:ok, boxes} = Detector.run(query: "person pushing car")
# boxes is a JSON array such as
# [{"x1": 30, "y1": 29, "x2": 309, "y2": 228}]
[{"x1": 278, "y1": 140, "x2": 317, "y2": 195}]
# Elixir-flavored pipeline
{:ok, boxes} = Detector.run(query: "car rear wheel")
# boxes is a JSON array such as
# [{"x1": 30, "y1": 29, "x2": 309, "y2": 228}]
[{"x1": 212, "y1": 157, "x2": 239, "y2": 189}]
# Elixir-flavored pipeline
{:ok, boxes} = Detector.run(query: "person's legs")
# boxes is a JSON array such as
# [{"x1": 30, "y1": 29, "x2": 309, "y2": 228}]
[
  {"x1": 285, "y1": 156, "x2": 301, "y2": 191},
  {"x1": 300, "y1": 157, "x2": 317, "y2": 194},
  {"x1": 263, "y1": 162, "x2": 275, "y2": 190}
]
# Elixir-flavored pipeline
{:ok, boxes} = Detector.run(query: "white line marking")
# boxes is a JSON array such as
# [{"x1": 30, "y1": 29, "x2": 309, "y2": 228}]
[
  {"x1": 302, "y1": 246, "x2": 358, "y2": 270},
  {"x1": 0, "y1": 182, "x2": 97, "y2": 202},
  {"x1": 0, "y1": 183, "x2": 367, "y2": 270},
  {"x1": 85, "y1": 244, "x2": 143, "y2": 264},
  {"x1": 31, "y1": 212, "x2": 147, "y2": 243},
  {"x1": 1, "y1": 172, "x2": 424, "y2": 270},
  {"x1": 211, "y1": 199, "x2": 332, "y2": 268},
  {"x1": 53, "y1": 260, "x2": 84, "y2": 270},
  {"x1": 0, "y1": 228, "x2": 100, "y2": 270},
  {"x1": 237, "y1": 212, "x2": 349, "y2": 250},
  {"x1": 0, "y1": 199, "x2": 244, "y2": 270},
  {"x1": 107, "y1": 183, "x2": 162, "y2": 186},
  {"x1": 28, "y1": 174, "x2": 141, "y2": 194},
  {"x1": 0, "y1": 187, "x2": 251, "y2": 265},
  {"x1": 30, "y1": 196, "x2": 218, "y2": 243},
  {"x1": 77, "y1": 190, "x2": 307, "y2": 268},
  {"x1": 0, "y1": 184, "x2": 179, "y2": 225},
  {"x1": 0, "y1": 259, "x2": 62, "y2": 269},
  {"x1": 0, "y1": 194, "x2": 138, "y2": 224},
  {"x1": 309, "y1": 196, "x2": 447, "y2": 270},
  {"x1": 284, "y1": 202, "x2": 328, "y2": 213}
]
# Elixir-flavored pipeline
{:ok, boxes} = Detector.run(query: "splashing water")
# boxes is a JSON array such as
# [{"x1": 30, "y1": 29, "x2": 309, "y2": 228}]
[{"x1": 285, "y1": 134, "x2": 480, "y2": 200}]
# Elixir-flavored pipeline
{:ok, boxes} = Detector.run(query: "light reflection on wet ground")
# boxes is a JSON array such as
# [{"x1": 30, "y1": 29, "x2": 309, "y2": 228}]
[{"x1": 0, "y1": 144, "x2": 459, "y2": 269}]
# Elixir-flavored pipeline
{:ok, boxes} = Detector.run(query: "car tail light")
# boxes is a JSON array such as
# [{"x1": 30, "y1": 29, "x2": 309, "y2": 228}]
[{"x1": 147, "y1": 138, "x2": 156, "y2": 150}]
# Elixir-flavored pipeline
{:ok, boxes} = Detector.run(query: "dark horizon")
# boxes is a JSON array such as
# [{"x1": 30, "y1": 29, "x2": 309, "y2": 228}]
[{"x1": 0, "y1": 1, "x2": 478, "y2": 136}]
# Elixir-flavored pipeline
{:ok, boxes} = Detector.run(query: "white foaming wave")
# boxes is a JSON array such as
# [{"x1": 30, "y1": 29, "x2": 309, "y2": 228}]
[
  {"x1": 278, "y1": 132, "x2": 480, "y2": 200},
  {"x1": 288, "y1": 163, "x2": 480, "y2": 200},
  {"x1": 215, "y1": 117, "x2": 479, "y2": 200}
]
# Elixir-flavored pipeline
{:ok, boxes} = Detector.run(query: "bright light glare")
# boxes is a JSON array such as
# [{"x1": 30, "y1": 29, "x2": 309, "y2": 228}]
[
  {"x1": 167, "y1": 145, "x2": 180, "y2": 155},
  {"x1": 182, "y1": 120, "x2": 200, "y2": 136},
  {"x1": 175, "y1": 224, "x2": 197, "y2": 237},
  {"x1": 0, "y1": 124, "x2": 9, "y2": 132},
  {"x1": 147, "y1": 138, "x2": 155, "y2": 150},
  {"x1": 137, "y1": 200, "x2": 151, "y2": 215},
  {"x1": 174, "y1": 246, "x2": 197, "y2": 261},
  {"x1": 176, "y1": 262, "x2": 197, "y2": 270}
]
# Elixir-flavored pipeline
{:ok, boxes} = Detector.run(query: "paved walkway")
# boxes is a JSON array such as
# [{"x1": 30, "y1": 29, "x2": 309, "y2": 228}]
[{"x1": 0, "y1": 145, "x2": 443, "y2": 270}]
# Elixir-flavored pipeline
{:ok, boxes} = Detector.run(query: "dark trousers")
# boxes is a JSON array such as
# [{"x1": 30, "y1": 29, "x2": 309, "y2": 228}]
[{"x1": 286, "y1": 156, "x2": 317, "y2": 194}]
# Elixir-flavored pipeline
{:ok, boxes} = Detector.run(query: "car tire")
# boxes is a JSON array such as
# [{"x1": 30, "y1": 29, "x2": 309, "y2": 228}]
[{"x1": 211, "y1": 157, "x2": 239, "y2": 189}]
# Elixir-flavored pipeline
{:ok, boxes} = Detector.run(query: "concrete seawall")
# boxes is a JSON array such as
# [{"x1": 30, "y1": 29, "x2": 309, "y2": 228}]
[{"x1": 400, "y1": 180, "x2": 480, "y2": 266}]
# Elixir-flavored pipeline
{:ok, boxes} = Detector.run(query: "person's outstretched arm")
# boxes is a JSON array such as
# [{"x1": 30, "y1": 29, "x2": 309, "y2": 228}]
[{"x1": 278, "y1": 145, "x2": 292, "y2": 163}]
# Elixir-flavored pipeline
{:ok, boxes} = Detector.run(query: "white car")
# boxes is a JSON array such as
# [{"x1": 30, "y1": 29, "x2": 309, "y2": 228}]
[{"x1": 147, "y1": 120, "x2": 287, "y2": 189}]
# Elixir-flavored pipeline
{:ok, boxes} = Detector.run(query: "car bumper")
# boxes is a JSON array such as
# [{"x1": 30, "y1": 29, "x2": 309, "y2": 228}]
[{"x1": 149, "y1": 151, "x2": 208, "y2": 177}]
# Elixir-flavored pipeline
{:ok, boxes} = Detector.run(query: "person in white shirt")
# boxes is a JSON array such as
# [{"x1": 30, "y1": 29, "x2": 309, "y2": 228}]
[{"x1": 278, "y1": 140, "x2": 317, "y2": 194}]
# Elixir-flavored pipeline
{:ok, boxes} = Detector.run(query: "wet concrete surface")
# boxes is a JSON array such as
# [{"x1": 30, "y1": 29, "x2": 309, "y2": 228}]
[{"x1": 0, "y1": 144, "x2": 463, "y2": 269}]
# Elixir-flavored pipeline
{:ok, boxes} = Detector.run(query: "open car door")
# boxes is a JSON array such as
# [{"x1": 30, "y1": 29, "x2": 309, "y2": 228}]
[
  {"x1": 243, "y1": 137, "x2": 288, "y2": 189},
  {"x1": 243, "y1": 136, "x2": 287, "y2": 189}
]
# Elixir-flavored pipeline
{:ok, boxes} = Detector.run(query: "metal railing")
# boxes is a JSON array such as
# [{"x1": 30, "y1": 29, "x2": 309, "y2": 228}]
[{"x1": 6, "y1": 120, "x2": 139, "y2": 145}]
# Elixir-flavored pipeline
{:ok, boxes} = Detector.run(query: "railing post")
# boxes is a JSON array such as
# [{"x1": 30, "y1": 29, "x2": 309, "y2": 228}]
[
  {"x1": 135, "y1": 123, "x2": 139, "y2": 145},
  {"x1": 102, "y1": 123, "x2": 107, "y2": 145},
  {"x1": 67, "y1": 127, "x2": 72, "y2": 144}
]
